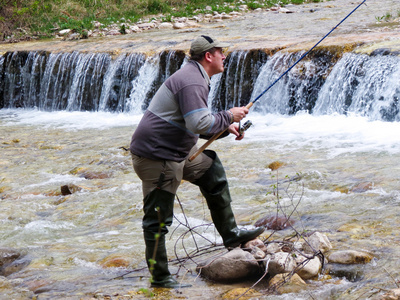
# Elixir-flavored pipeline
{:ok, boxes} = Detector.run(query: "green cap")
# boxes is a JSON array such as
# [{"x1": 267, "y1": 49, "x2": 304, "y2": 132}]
[{"x1": 190, "y1": 35, "x2": 230, "y2": 55}]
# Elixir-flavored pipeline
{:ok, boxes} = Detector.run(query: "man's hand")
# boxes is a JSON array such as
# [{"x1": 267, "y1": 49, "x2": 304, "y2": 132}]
[
  {"x1": 228, "y1": 106, "x2": 249, "y2": 123},
  {"x1": 228, "y1": 123, "x2": 245, "y2": 140}
]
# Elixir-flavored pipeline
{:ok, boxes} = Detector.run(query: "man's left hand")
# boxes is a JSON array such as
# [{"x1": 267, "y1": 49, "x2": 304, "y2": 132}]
[{"x1": 228, "y1": 124, "x2": 245, "y2": 140}]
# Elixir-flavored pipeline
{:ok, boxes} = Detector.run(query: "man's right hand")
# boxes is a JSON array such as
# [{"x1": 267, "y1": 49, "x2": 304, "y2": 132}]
[{"x1": 228, "y1": 106, "x2": 249, "y2": 123}]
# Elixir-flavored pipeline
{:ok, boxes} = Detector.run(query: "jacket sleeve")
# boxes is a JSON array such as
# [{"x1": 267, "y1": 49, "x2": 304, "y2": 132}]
[{"x1": 178, "y1": 84, "x2": 231, "y2": 135}]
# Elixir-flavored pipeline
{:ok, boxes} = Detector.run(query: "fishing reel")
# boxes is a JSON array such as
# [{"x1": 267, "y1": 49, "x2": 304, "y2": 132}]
[{"x1": 239, "y1": 120, "x2": 253, "y2": 135}]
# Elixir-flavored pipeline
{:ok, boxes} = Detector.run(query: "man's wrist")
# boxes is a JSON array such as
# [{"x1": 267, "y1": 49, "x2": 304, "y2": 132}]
[{"x1": 227, "y1": 110, "x2": 234, "y2": 123}]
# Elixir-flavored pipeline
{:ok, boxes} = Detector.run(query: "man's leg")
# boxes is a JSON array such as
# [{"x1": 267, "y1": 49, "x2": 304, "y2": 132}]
[
  {"x1": 132, "y1": 154, "x2": 191, "y2": 288},
  {"x1": 185, "y1": 148, "x2": 264, "y2": 248}
]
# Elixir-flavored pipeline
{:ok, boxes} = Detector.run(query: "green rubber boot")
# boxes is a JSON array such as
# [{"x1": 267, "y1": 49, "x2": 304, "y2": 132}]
[
  {"x1": 142, "y1": 186, "x2": 191, "y2": 288},
  {"x1": 193, "y1": 150, "x2": 264, "y2": 248}
]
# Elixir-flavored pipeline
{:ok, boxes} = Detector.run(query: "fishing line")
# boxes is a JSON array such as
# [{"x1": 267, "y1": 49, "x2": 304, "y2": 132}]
[
  {"x1": 189, "y1": 0, "x2": 367, "y2": 162},
  {"x1": 251, "y1": 0, "x2": 367, "y2": 105}
]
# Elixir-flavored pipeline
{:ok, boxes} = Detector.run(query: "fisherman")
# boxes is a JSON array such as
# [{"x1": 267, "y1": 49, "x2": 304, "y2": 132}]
[{"x1": 130, "y1": 35, "x2": 265, "y2": 288}]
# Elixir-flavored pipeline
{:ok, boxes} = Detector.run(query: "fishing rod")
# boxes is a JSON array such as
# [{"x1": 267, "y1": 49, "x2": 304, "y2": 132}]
[{"x1": 189, "y1": 0, "x2": 367, "y2": 162}]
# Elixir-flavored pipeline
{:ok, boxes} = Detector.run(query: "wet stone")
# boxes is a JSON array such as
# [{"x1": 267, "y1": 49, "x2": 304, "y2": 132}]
[
  {"x1": 196, "y1": 248, "x2": 262, "y2": 283},
  {"x1": 326, "y1": 263, "x2": 365, "y2": 282},
  {"x1": 0, "y1": 248, "x2": 30, "y2": 277},
  {"x1": 328, "y1": 250, "x2": 374, "y2": 264}
]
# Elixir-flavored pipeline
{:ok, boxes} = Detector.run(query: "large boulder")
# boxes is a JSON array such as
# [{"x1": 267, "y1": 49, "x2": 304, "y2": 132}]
[{"x1": 196, "y1": 248, "x2": 262, "y2": 283}]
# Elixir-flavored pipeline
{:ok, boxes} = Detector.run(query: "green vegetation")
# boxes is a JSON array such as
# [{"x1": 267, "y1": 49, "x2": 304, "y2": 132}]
[
  {"x1": 0, "y1": 0, "x2": 326, "y2": 40},
  {"x1": 375, "y1": 10, "x2": 400, "y2": 23}
]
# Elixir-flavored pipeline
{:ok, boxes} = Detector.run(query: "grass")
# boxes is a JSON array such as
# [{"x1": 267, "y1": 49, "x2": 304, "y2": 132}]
[
  {"x1": 1, "y1": 0, "x2": 326, "y2": 40},
  {"x1": 375, "y1": 10, "x2": 400, "y2": 23}
]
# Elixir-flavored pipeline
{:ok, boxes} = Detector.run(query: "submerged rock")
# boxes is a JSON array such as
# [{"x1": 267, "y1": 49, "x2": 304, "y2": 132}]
[
  {"x1": 222, "y1": 287, "x2": 263, "y2": 299},
  {"x1": 0, "y1": 247, "x2": 30, "y2": 276},
  {"x1": 254, "y1": 215, "x2": 294, "y2": 230},
  {"x1": 99, "y1": 254, "x2": 130, "y2": 268},
  {"x1": 325, "y1": 263, "x2": 365, "y2": 282}
]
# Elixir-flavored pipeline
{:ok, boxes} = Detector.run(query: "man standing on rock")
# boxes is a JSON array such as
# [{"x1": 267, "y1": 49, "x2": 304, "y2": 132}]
[{"x1": 130, "y1": 35, "x2": 264, "y2": 288}]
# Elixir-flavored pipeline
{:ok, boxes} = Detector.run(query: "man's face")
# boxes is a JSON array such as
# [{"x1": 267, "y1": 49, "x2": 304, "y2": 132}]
[{"x1": 208, "y1": 48, "x2": 226, "y2": 76}]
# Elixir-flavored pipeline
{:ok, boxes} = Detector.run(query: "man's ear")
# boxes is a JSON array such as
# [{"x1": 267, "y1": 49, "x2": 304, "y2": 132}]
[{"x1": 204, "y1": 51, "x2": 212, "y2": 63}]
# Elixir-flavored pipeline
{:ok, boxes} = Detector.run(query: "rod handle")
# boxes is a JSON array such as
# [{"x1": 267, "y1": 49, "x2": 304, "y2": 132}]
[{"x1": 188, "y1": 102, "x2": 254, "y2": 162}]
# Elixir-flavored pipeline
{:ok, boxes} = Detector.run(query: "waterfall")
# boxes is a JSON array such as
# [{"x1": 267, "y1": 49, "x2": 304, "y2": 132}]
[
  {"x1": 251, "y1": 50, "x2": 331, "y2": 115},
  {"x1": 313, "y1": 53, "x2": 400, "y2": 121},
  {"x1": 0, "y1": 48, "x2": 399, "y2": 121},
  {"x1": 126, "y1": 55, "x2": 161, "y2": 114},
  {"x1": 98, "y1": 53, "x2": 146, "y2": 112},
  {"x1": 214, "y1": 49, "x2": 268, "y2": 111}
]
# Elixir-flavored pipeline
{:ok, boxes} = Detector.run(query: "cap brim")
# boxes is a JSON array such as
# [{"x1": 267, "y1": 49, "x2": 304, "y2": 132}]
[{"x1": 214, "y1": 42, "x2": 230, "y2": 48}]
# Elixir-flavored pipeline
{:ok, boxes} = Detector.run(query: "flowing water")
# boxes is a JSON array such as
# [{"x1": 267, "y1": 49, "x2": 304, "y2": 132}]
[
  {"x1": 1, "y1": 0, "x2": 400, "y2": 299},
  {"x1": 2, "y1": 109, "x2": 400, "y2": 300}
]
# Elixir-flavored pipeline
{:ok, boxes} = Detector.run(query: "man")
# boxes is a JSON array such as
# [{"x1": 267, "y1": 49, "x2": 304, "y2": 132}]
[{"x1": 130, "y1": 35, "x2": 264, "y2": 288}]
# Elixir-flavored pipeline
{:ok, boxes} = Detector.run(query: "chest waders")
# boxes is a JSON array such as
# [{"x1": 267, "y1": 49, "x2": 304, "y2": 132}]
[
  {"x1": 142, "y1": 151, "x2": 263, "y2": 288},
  {"x1": 142, "y1": 172, "x2": 192, "y2": 288},
  {"x1": 193, "y1": 150, "x2": 265, "y2": 248}
]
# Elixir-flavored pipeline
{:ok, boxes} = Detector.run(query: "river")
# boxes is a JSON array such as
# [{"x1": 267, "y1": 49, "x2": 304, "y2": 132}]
[{"x1": 1, "y1": 0, "x2": 400, "y2": 299}]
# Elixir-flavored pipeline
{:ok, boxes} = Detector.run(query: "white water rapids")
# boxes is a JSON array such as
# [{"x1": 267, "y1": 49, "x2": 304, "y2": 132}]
[{"x1": 1, "y1": 109, "x2": 400, "y2": 299}]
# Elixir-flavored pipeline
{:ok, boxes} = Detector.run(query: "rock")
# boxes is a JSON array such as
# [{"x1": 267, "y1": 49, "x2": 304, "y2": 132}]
[
  {"x1": 129, "y1": 25, "x2": 140, "y2": 32},
  {"x1": 265, "y1": 242, "x2": 281, "y2": 254},
  {"x1": 1, "y1": 256, "x2": 31, "y2": 276},
  {"x1": 0, "y1": 248, "x2": 21, "y2": 268},
  {"x1": 0, "y1": 247, "x2": 30, "y2": 276},
  {"x1": 380, "y1": 288, "x2": 400, "y2": 300},
  {"x1": 60, "y1": 184, "x2": 86, "y2": 195},
  {"x1": 106, "y1": 30, "x2": 121, "y2": 36},
  {"x1": 303, "y1": 232, "x2": 332, "y2": 254},
  {"x1": 196, "y1": 248, "x2": 261, "y2": 282},
  {"x1": 279, "y1": 8, "x2": 295, "y2": 14},
  {"x1": 158, "y1": 22, "x2": 173, "y2": 29},
  {"x1": 254, "y1": 215, "x2": 294, "y2": 230},
  {"x1": 222, "y1": 288, "x2": 263, "y2": 299},
  {"x1": 175, "y1": 17, "x2": 187, "y2": 23},
  {"x1": 295, "y1": 255, "x2": 322, "y2": 280},
  {"x1": 326, "y1": 263, "x2": 365, "y2": 282},
  {"x1": 92, "y1": 21, "x2": 102, "y2": 28},
  {"x1": 221, "y1": 13, "x2": 233, "y2": 20},
  {"x1": 136, "y1": 23, "x2": 155, "y2": 30},
  {"x1": 173, "y1": 22, "x2": 186, "y2": 29},
  {"x1": 24, "y1": 279, "x2": 54, "y2": 293},
  {"x1": 328, "y1": 250, "x2": 374, "y2": 264},
  {"x1": 350, "y1": 182, "x2": 373, "y2": 193},
  {"x1": 268, "y1": 273, "x2": 307, "y2": 294},
  {"x1": 242, "y1": 239, "x2": 267, "y2": 252},
  {"x1": 267, "y1": 252, "x2": 297, "y2": 276},
  {"x1": 59, "y1": 29, "x2": 71, "y2": 35},
  {"x1": 250, "y1": 246, "x2": 266, "y2": 260},
  {"x1": 99, "y1": 254, "x2": 130, "y2": 268},
  {"x1": 268, "y1": 161, "x2": 284, "y2": 170}
]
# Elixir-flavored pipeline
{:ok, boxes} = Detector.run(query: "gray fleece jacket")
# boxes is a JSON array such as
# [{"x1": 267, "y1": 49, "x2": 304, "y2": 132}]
[{"x1": 130, "y1": 60, "x2": 231, "y2": 162}]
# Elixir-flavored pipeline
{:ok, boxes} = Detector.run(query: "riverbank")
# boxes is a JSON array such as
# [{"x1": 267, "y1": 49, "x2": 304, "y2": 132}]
[{"x1": 1, "y1": 0, "x2": 399, "y2": 55}]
